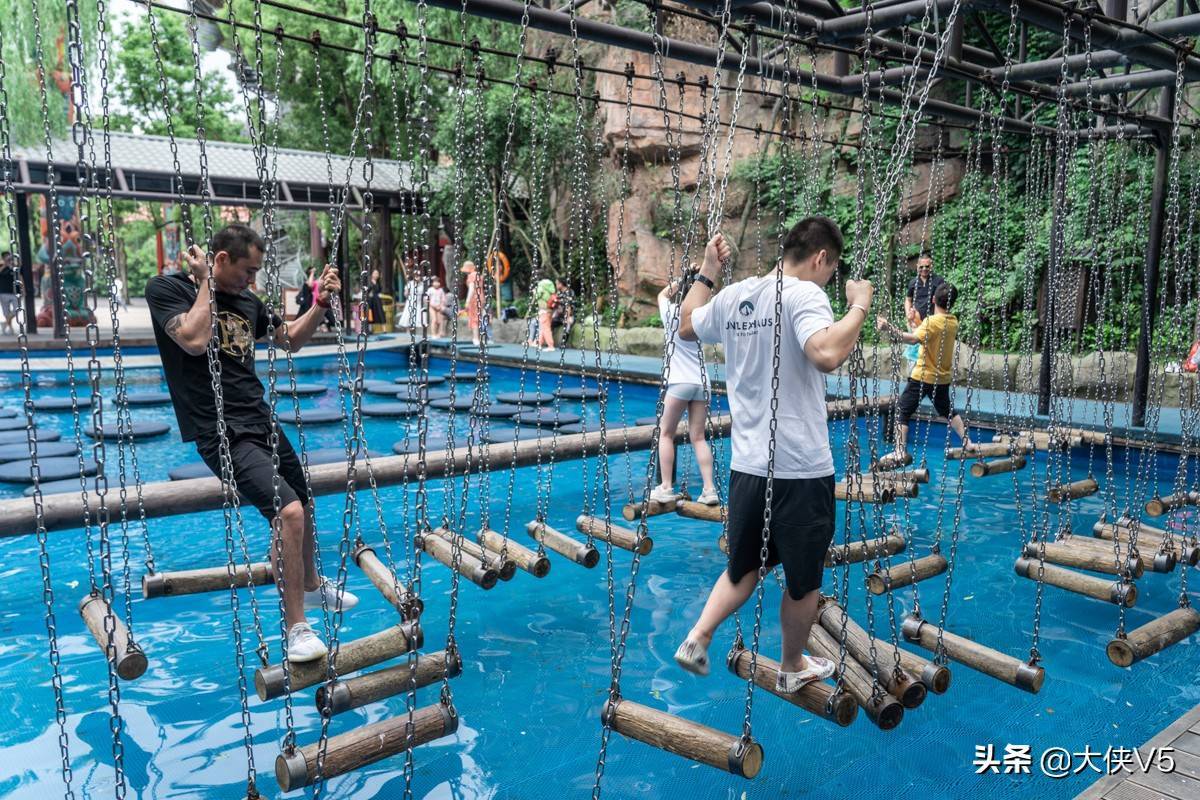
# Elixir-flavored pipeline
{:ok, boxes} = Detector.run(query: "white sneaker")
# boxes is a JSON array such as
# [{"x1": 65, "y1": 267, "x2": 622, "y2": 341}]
[
  {"x1": 776, "y1": 655, "x2": 836, "y2": 692},
  {"x1": 650, "y1": 485, "x2": 679, "y2": 504},
  {"x1": 674, "y1": 638, "x2": 710, "y2": 676},
  {"x1": 287, "y1": 622, "x2": 328, "y2": 663},
  {"x1": 696, "y1": 488, "x2": 720, "y2": 506},
  {"x1": 303, "y1": 577, "x2": 359, "y2": 611}
]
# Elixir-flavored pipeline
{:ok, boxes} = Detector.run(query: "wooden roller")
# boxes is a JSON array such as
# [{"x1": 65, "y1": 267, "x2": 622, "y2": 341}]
[
  {"x1": 869, "y1": 468, "x2": 930, "y2": 484},
  {"x1": 994, "y1": 430, "x2": 1083, "y2": 450},
  {"x1": 1106, "y1": 607, "x2": 1200, "y2": 667},
  {"x1": 866, "y1": 553, "x2": 948, "y2": 595},
  {"x1": 677, "y1": 500, "x2": 724, "y2": 523},
  {"x1": 141, "y1": 562, "x2": 274, "y2": 599},
  {"x1": 353, "y1": 543, "x2": 424, "y2": 618},
  {"x1": 857, "y1": 475, "x2": 919, "y2": 499},
  {"x1": 825, "y1": 394, "x2": 896, "y2": 418},
  {"x1": 576, "y1": 514, "x2": 653, "y2": 555},
  {"x1": 970, "y1": 456, "x2": 1027, "y2": 478},
  {"x1": 1059, "y1": 534, "x2": 1170, "y2": 574},
  {"x1": 811, "y1": 602, "x2": 926, "y2": 708},
  {"x1": 420, "y1": 532, "x2": 498, "y2": 589},
  {"x1": 718, "y1": 533, "x2": 728, "y2": 554},
  {"x1": 818, "y1": 599, "x2": 950, "y2": 694},
  {"x1": 807, "y1": 624, "x2": 904, "y2": 730},
  {"x1": 726, "y1": 644, "x2": 858, "y2": 727},
  {"x1": 871, "y1": 451, "x2": 913, "y2": 471},
  {"x1": 478, "y1": 529, "x2": 551, "y2": 578},
  {"x1": 1013, "y1": 556, "x2": 1136, "y2": 607},
  {"x1": 316, "y1": 649, "x2": 462, "y2": 717},
  {"x1": 902, "y1": 615, "x2": 1043, "y2": 693},
  {"x1": 1022, "y1": 540, "x2": 1144, "y2": 578},
  {"x1": 525, "y1": 520, "x2": 600, "y2": 568},
  {"x1": 1047, "y1": 477, "x2": 1100, "y2": 503},
  {"x1": 1145, "y1": 491, "x2": 1200, "y2": 517},
  {"x1": 835, "y1": 480, "x2": 894, "y2": 504},
  {"x1": 255, "y1": 621, "x2": 422, "y2": 701},
  {"x1": 622, "y1": 489, "x2": 690, "y2": 522},
  {"x1": 276, "y1": 702, "x2": 458, "y2": 791},
  {"x1": 79, "y1": 591, "x2": 147, "y2": 681},
  {"x1": 602, "y1": 697, "x2": 763, "y2": 778},
  {"x1": 1095, "y1": 518, "x2": 1195, "y2": 568},
  {"x1": 430, "y1": 528, "x2": 516, "y2": 581},
  {"x1": 946, "y1": 441, "x2": 1032, "y2": 460},
  {"x1": 825, "y1": 533, "x2": 906, "y2": 567}
]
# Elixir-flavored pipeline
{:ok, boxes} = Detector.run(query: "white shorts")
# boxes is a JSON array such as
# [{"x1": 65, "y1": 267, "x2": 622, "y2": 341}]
[
  {"x1": 0, "y1": 294, "x2": 17, "y2": 318},
  {"x1": 666, "y1": 383, "x2": 707, "y2": 402}
]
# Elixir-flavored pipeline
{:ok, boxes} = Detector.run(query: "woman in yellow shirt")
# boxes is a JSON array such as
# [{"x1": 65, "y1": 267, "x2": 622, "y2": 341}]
[{"x1": 877, "y1": 283, "x2": 975, "y2": 459}]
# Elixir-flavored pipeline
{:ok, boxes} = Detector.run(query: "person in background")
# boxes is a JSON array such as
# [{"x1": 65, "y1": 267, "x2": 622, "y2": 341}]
[
  {"x1": 673, "y1": 218, "x2": 874, "y2": 692},
  {"x1": 463, "y1": 260, "x2": 486, "y2": 346},
  {"x1": 528, "y1": 277, "x2": 556, "y2": 352},
  {"x1": 903, "y1": 253, "x2": 943, "y2": 369},
  {"x1": 365, "y1": 268, "x2": 386, "y2": 332},
  {"x1": 296, "y1": 268, "x2": 314, "y2": 318},
  {"x1": 427, "y1": 276, "x2": 448, "y2": 339},
  {"x1": 0, "y1": 252, "x2": 18, "y2": 334},
  {"x1": 650, "y1": 268, "x2": 719, "y2": 506},
  {"x1": 550, "y1": 277, "x2": 575, "y2": 347}
]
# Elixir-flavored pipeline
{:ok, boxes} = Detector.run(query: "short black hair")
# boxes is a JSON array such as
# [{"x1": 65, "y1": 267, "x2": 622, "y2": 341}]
[
  {"x1": 917, "y1": 252, "x2": 933, "y2": 264},
  {"x1": 934, "y1": 282, "x2": 957, "y2": 310},
  {"x1": 781, "y1": 216, "x2": 844, "y2": 265},
  {"x1": 211, "y1": 224, "x2": 264, "y2": 263}
]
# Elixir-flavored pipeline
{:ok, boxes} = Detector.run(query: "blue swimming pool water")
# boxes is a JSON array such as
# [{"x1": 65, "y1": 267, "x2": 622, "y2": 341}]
[{"x1": 0, "y1": 353, "x2": 1196, "y2": 800}]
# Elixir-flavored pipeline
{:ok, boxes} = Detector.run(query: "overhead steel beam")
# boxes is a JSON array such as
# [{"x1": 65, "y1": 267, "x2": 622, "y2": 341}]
[
  {"x1": 1061, "y1": 68, "x2": 1179, "y2": 95},
  {"x1": 993, "y1": 50, "x2": 1131, "y2": 81}
]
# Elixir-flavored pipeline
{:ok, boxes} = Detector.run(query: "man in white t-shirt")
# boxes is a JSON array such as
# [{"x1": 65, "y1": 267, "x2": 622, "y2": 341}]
[{"x1": 673, "y1": 217, "x2": 874, "y2": 692}]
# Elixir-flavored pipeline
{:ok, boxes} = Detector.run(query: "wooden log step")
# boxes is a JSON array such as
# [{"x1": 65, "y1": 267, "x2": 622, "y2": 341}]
[
  {"x1": 677, "y1": 500, "x2": 724, "y2": 523},
  {"x1": 866, "y1": 553, "x2": 948, "y2": 594},
  {"x1": 1106, "y1": 606, "x2": 1200, "y2": 667},
  {"x1": 275, "y1": 702, "x2": 458, "y2": 791},
  {"x1": 602, "y1": 697, "x2": 763, "y2": 778},
  {"x1": 835, "y1": 480, "x2": 894, "y2": 504},
  {"x1": 576, "y1": 514, "x2": 653, "y2": 555},
  {"x1": 1146, "y1": 490, "x2": 1200, "y2": 517},
  {"x1": 853, "y1": 474, "x2": 918, "y2": 498},
  {"x1": 1013, "y1": 556, "x2": 1136, "y2": 607},
  {"x1": 1022, "y1": 540, "x2": 1144, "y2": 578},
  {"x1": 353, "y1": 543, "x2": 423, "y2": 618},
  {"x1": 871, "y1": 451, "x2": 913, "y2": 472},
  {"x1": 141, "y1": 561, "x2": 274, "y2": 599},
  {"x1": 869, "y1": 467, "x2": 930, "y2": 484},
  {"x1": 1047, "y1": 477, "x2": 1100, "y2": 503},
  {"x1": 1095, "y1": 518, "x2": 1195, "y2": 568},
  {"x1": 420, "y1": 531, "x2": 498, "y2": 589},
  {"x1": 807, "y1": 623, "x2": 904, "y2": 730},
  {"x1": 970, "y1": 456, "x2": 1027, "y2": 478},
  {"x1": 994, "y1": 430, "x2": 1083, "y2": 450},
  {"x1": 254, "y1": 621, "x2": 422, "y2": 701},
  {"x1": 526, "y1": 520, "x2": 600, "y2": 568},
  {"x1": 622, "y1": 489, "x2": 691, "y2": 521},
  {"x1": 1054, "y1": 534, "x2": 1170, "y2": 574},
  {"x1": 818, "y1": 599, "x2": 951, "y2": 694},
  {"x1": 430, "y1": 528, "x2": 516, "y2": 581},
  {"x1": 825, "y1": 394, "x2": 896, "y2": 418},
  {"x1": 946, "y1": 441, "x2": 1033, "y2": 460},
  {"x1": 825, "y1": 533, "x2": 906, "y2": 567},
  {"x1": 315, "y1": 649, "x2": 462, "y2": 717},
  {"x1": 79, "y1": 591, "x2": 148, "y2": 681},
  {"x1": 478, "y1": 529, "x2": 551, "y2": 577},
  {"x1": 902, "y1": 616, "x2": 1043, "y2": 693},
  {"x1": 726, "y1": 644, "x2": 858, "y2": 727},
  {"x1": 810, "y1": 602, "x2": 926, "y2": 708}
]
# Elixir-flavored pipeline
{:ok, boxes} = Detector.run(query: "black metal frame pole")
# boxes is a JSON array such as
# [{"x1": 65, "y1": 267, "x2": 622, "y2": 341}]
[
  {"x1": 1132, "y1": 86, "x2": 1175, "y2": 427},
  {"x1": 1038, "y1": 149, "x2": 1069, "y2": 416},
  {"x1": 337, "y1": 219, "x2": 350, "y2": 333},
  {"x1": 14, "y1": 192, "x2": 37, "y2": 335}
]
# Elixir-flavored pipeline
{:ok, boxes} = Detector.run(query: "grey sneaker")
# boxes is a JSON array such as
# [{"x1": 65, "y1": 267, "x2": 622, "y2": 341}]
[
  {"x1": 286, "y1": 622, "x2": 328, "y2": 663},
  {"x1": 674, "y1": 638, "x2": 710, "y2": 676},
  {"x1": 776, "y1": 655, "x2": 836, "y2": 692}
]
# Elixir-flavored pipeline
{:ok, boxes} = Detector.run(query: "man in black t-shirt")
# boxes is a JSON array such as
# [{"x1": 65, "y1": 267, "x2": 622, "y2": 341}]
[
  {"x1": 904, "y1": 253, "x2": 945, "y2": 326},
  {"x1": 0, "y1": 251, "x2": 18, "y2": 335},
  {"x1": 146, "y1": 224, "x2": 356, "y2": 663}
]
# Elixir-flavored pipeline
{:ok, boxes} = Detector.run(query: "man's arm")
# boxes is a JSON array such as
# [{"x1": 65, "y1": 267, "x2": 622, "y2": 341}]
[
  {"x1": 802, "y1": 279, "x2": 874, "y2": 372},
  {"x1": 277, "y1": 263, "x2": 341, "y2": 352},
  {"x1": 679, "y1": 233, "x2": 731, "y2": 341},
  {"x1": 876, "y1": 316, "x2": 920, "y2": 345},
  {"x1": 157, "y1": 245, "x2": 215, "y2": 356}
]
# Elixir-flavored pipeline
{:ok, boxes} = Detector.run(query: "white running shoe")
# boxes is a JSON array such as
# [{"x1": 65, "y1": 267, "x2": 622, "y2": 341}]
[
  {"x1": 303, "y1": 576, "x2": 359, "y2": 611},
  {"x1": 776, "y1": 655, "x2": 836, "y2": 692},
  {"x1": 650, "y1": 484, "x2": 679, "y2": 504},
  {"x1": 674, "y1": 638, "x2": 711, "y2": 677},
  {"x1": 696, "y1": 488, "x2": 721, "y2": 506},
  {"x1": 287, "y1": 622, "x2": 328, "y2": 663}
]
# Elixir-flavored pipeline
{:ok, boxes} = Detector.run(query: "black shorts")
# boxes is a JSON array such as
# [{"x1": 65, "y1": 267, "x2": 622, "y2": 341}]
[
  {"x1": 726, "y1": 470, "x2": 835, "y2": 600},
  {"x1": 896, "y1": 379, "x2": 954, "y2": 425},
  {"x1": 196, "y1": 424, "x2": 311, "y2": 520}
]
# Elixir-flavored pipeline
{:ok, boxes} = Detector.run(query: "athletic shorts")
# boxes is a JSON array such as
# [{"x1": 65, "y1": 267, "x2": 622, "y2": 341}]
[
  {"x1": 0, "y1": 293, "x2": 17, "y2": 318},
  {"x1": 196, "y1": 424, "x2": 311, "y2": 520},
  {"x1": 896, "y1": 379, "x2": 954, "y2": 424},
  {"x1": 725, "y1": 470, "x2": 835, "y2": 600},
  {"x1": 666, "y1": 382, "x2": 706, "y2": 402}
]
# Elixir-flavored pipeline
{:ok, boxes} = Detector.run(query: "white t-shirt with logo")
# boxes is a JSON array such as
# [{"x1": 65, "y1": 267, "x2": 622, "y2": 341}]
[
  {"x1": 658, "y1": 296, "x2": 705, "y2": 386},
  {"x1": 691, "y1": 273, "x2": 835, "y2": 479}
]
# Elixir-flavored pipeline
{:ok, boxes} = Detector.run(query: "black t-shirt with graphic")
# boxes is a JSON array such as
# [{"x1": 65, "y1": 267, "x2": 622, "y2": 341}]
[
  {"x1": 906, "y1": 273, "x2": 945, "y2": 320},
  {"x1": 0, "y1": 264, "x2": 15, "y2": 294},
  {"x1": 146, "y1": 272, "x2": 278, "y2": 442}
]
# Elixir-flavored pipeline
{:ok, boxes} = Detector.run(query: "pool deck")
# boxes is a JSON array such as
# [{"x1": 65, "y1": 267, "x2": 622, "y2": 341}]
[
  {"x1": 1076, "y1": 702, "x2": 1200, "y2": 800},
  {"x1": 435, "y1": 340, "x2": 1189, "y2": 446}
]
